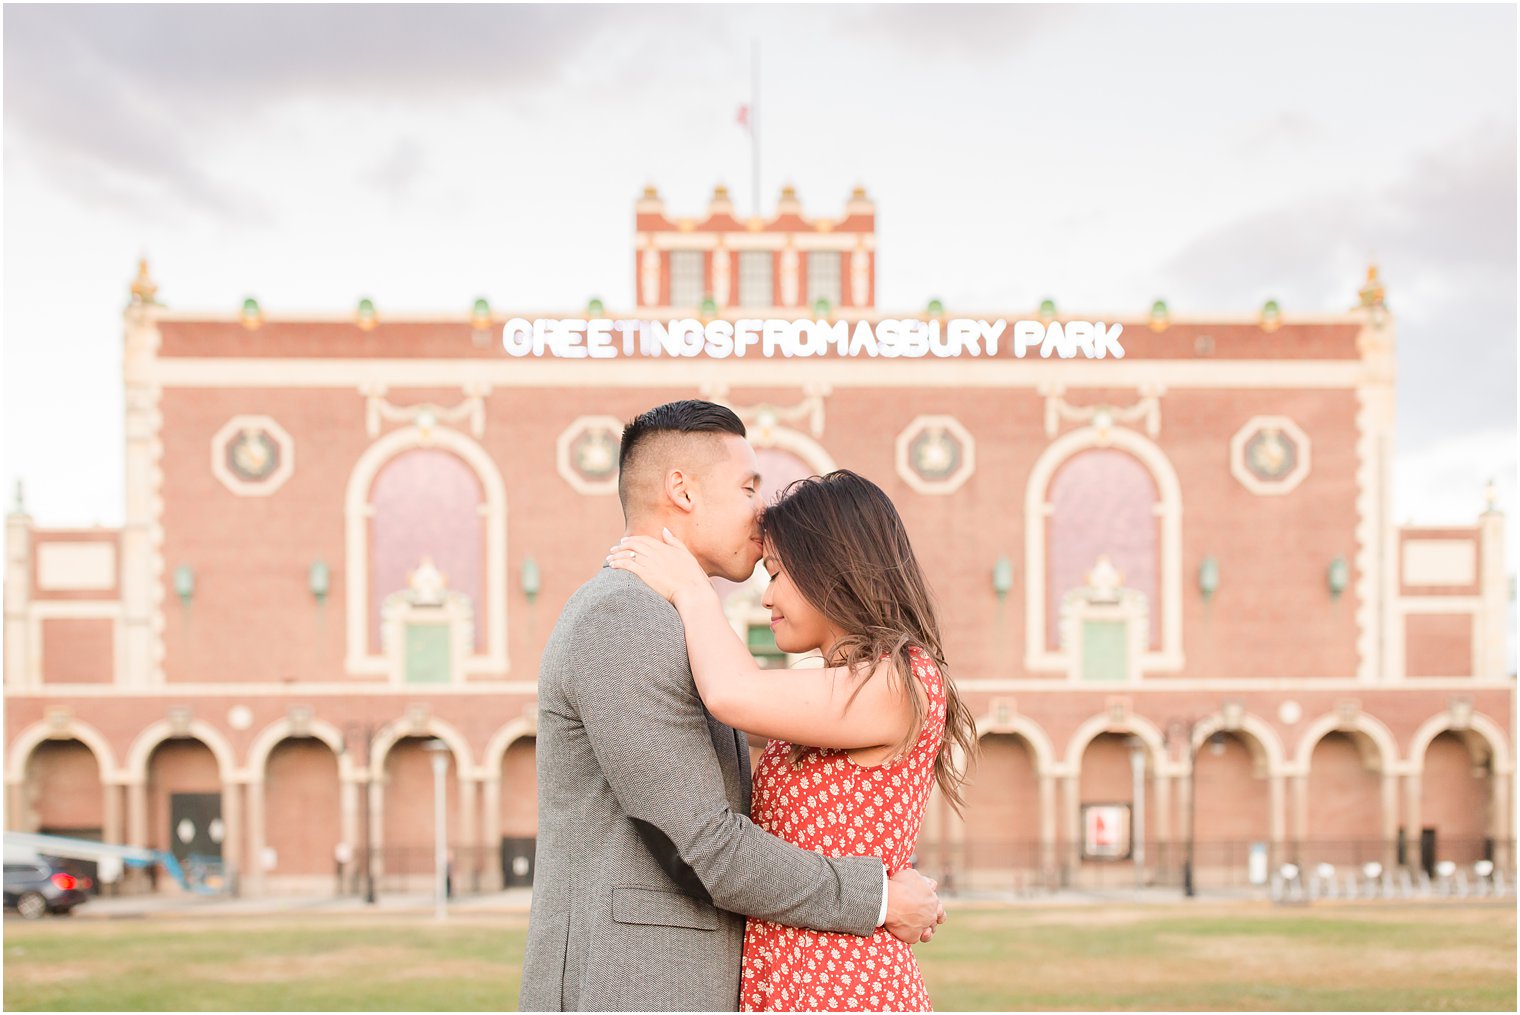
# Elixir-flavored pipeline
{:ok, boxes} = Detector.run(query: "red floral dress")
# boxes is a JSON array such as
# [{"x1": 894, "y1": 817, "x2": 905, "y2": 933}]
[{"x1": 739, "y1": 645, "x2": 946, "y2": 1012}]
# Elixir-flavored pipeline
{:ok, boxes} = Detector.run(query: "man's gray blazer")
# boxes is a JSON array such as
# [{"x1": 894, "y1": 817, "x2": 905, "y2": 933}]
[{"x1": 519, "y1": 567, "x2": 884, "y2": 1012}]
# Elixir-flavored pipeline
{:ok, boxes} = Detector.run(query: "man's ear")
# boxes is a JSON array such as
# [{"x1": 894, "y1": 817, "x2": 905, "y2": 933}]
[{"x1": 664, "y1": 468, "x2": 697, "y2": 514}]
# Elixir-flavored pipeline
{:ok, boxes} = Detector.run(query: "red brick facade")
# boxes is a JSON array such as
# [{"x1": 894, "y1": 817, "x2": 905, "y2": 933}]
[{"x1": 3, "y1": 186, "x2": 1513, "y2": 897}]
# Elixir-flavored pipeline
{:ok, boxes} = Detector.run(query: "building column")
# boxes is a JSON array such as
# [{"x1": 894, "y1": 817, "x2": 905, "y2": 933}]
[
  {"x1": 244, "y1": 778, "x2": 266, "y2": 897},
  {"x1": 1268, "y1": 772, "x2": 1286, "y2": 868},
  {"x1": 126, "y1": 777, "x2": 148, "y2": 847},
  {"x1": 941, "y1": 786, "x2": 967, "y2": 886},
  {"x1": 121, "y1": 300, "x2": 162, "y2": 688},
  {"x1": 1289, "y1": 772, "x2": 1309, "y2": 860},
  {"x1": 4, "y1": 507, "x2": 32, "y2": 689},
  {"x1": 6, "y1": 777, "x2": 28, "y2": 831},
  {"x1": 1492, "y1": 770, "x2": 1513, "y2": 870},
  {"x1": 457, "y1": 774, "x2": 479, "y2": 889},
  {"x1": 480, "y1": 776, "x2": 502, "y2": 891},
  {"x1": 1174, "y1": 769, "x2": 1194, "y2": 882},
  {"x1": 339, "y1": 775, "x2": 360, "y2": 892},
  {"x1": 1060, "y1": 773, "x2": 1080, "y2": 884},
  {"x1": 1402, "y1": 770, "x2": 1422, "y2": 868},
  {"x1": 103, "y1": 779, "x2": 125, "y2": 845},
  {"x1": 1038, "y1": 773, "x2": 1057, "y2": 876},
  {"x1": 220, "y1": 779, "x2": 243, "y2": 897},
  {"x1": 368, "y1": 776, "x2": 385, "y2": 881},
  {"x1": 1478, "y1": 507, "x2": 1507, "y2": 678},
  {"x1": 1152, "y1": 767, "x2": 1173, "y2": 846},
  {"x1": 1380, "y1": 772, "x2": 1400, "y2": 870}
]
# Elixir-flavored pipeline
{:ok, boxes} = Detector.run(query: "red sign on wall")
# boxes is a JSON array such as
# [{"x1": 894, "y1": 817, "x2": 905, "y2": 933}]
[{"x1": 1082, "y1": 803, "x2": 1132, "y2": 860}]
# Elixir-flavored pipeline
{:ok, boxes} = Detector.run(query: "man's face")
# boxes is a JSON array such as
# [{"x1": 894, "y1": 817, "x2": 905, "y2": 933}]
[{"x1": 686, "y1": 434, "x2": 764, "y2": 582}]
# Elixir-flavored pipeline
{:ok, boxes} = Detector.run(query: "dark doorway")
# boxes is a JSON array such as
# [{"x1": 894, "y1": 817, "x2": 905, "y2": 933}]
[
  {"x1": 169, "y1": 793, "x2": 223, "y2": 864},
  {"x1": 1419, "y1": 826, "x2": 1437, "y2": 877}
]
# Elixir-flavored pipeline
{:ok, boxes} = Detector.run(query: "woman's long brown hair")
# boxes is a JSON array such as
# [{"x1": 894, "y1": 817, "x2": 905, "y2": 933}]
[{"x1": 761, "y1": 470, "x2": 979, "y2": 814}]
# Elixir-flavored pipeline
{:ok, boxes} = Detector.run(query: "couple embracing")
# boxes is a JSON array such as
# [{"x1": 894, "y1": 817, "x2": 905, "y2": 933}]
[{"x1": 521, "y1": 400, "x2": 976, "y2": 1013}]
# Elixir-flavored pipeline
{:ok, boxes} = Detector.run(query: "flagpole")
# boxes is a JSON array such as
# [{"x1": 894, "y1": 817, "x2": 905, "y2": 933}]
[{"x1": 751, "y1": 38, "x2": 761, "y2": 220}]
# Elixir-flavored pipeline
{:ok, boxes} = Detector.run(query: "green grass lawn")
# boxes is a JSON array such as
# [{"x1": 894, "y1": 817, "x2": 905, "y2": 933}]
[{"x1": 4, "y1": 901, "x2": 1514, "y2": 1011}]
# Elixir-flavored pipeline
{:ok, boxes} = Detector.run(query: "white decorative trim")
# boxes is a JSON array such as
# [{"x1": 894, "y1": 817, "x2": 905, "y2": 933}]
[
  {"x1": 1289, "y1": 709, "x2": 1400, "y2": 775},
  {"x1": 6, "y1": 718, "x2": 119, "y2": 783},
  {"x1": 641, "y1": 231, "x2": 874, "y2": 253},
  {"x1": 210, "y1": 415, "x2": 295, "y2": 497},
  {"x1": 1187, "y1": 711, "x2": 1288, "y2": 779},
  {"x1": 369, "y1": 715, "x2": 477, "y2": 781},
  {"x1": 711, "y1": 239, "x2": 732, "y2": 307},
  {"x1": 29, "y1": 601, "x2": 122, "y2": 618},
  {"x1": 244, "y1": 717, "x2": 355, "y2": 784},
  {"x1": 1061, "y1": 712, "x2": 1171, "y2": 776},
  {"x1": 343, "y1": 426, "x2": 509, "y2": 677},
  {"x1": 1024, "y1": 426, "x2": 1184, "y2": 674},
  {"x1": 35, "y1": 543, "x2": 116, "y2": 592},
  {"x1": 1060, "y1": 589, "x2": 1149, "y2": 684},
  {"x1": 1401, "y1": 540, "x2": 1478, "y2": 587},
  {"x1": 1395, "y1": 597, "x2": 1481, "y2": 613},
  {"x1": 750, "y1": 427, "x2": 838, "y2": 478},
  {"x1": 362, "y1": 384, "x2": 489, "y2": 440},
  {"x1": 973, "y1": 710, "x2": 1058, "y2": 777},
  {"x1": 849, "y1": 242, "x2": 870, "y2": 308},
  {"x1": 5, "y1": 683, "x2": 542, "y2": 700},
  {"x1": 555, "y1": 416, "x2": 623, "y2": 495},
  {"x1": 779, "y1": 243, "x2": 799, "y2": 307},
  {"x1": 896, "y1": 415, "x2": 975, "y2": 495},
  {"x1": 702, "y1": 385, "x2": 831, "y2": 442},
  {"x1": 1042, "y1": 384, "x2": 1164, "y2": 439},
  {"x1": 482, "y1": 714, "x2": 538, "y2": 776},
  {"x1": 1229, "y1": 415, "x2": 1311, "y2": 496},
  {"x1": 124, "y1": 716, "x2": 240, "y2": 784},
  {"x1": 380, "y1": 587, "x2": 475, "y2": 686},
  {"x1": 1407, "y1": 710, "x2": 1513, "y2": 776},
  {"x1": 640, "y1": 242, "x2": 661, "y2": 307}
]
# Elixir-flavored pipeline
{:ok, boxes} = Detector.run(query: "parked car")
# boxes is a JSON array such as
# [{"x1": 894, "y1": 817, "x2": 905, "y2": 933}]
[{"x1": 4, "y1": 858, "x2": 91, "y2": 919}]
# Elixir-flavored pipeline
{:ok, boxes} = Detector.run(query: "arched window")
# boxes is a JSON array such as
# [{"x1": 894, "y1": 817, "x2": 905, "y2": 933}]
[
  {"x1": 369, "y1": 449, "x2": 485, "y2": 655},
  {"x1": 718, "y1": 443, "x2": 828, "y2": 667},
  {"x1": 1048, "y1": 449, "x2": 1160, "y2": 652}
]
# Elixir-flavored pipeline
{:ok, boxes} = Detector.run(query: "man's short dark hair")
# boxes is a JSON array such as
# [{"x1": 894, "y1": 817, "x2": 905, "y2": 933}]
[
  {"x1": 619, "y1": 400, "x2": 746, "y2": 472},
  {"x1": 618, "y1": 400, "x2": 746, "y2": 513}
]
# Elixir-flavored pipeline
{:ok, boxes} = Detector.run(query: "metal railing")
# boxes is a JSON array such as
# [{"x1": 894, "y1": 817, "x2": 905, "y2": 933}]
[{"x1": 911, "y1": 836, "x2": 1516, "y2": 896}]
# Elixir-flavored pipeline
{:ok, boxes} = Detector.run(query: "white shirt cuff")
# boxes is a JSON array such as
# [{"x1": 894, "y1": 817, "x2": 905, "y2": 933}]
[{"x1": 876, "y1": 864, "x2": 889, "y2": 927}]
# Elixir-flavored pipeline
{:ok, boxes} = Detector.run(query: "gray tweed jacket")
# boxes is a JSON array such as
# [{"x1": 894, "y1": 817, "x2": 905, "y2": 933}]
[{"x1": 519, "y1": 567, "x2": 884, "y2": 1012}]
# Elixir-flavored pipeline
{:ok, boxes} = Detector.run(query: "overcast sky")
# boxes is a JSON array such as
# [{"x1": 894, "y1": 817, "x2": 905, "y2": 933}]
[{"x1": 3, "y1": 5, "x2": 1515, "y2": 567}]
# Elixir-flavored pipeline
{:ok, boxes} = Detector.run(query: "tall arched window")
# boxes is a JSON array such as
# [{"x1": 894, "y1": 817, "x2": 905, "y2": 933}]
[
  {"x1": 717, "y1": 442, "x2": 832, "y2": 671},
  {"x1": 1047, "y1": 449, "x2": 1159, "y2": 649},
  {"x1": 369, "y1": 449, "x2": 485, "y2": 654}
]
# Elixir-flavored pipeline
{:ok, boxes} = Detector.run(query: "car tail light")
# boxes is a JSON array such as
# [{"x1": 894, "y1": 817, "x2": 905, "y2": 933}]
[
  {"x1": 79, "y1": 876, "x2": 93, "y2": 890},
  {"x1": 50, "y1": 873, "x2": 77, "y2": 891}
]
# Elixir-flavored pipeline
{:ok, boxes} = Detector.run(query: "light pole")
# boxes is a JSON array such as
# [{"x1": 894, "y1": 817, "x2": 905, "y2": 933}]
[
  {"x1": 423, "y1": 739, "x2": 451, "y2": 921},
  {"x1": 1163, "y1": 717, "x2": 1227, "y2": 898}
]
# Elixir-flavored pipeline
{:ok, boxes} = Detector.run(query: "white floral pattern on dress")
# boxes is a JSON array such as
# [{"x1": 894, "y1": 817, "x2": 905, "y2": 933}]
[{"x1": 740, "y1": 646, "x2": 946, "y2": 1012}]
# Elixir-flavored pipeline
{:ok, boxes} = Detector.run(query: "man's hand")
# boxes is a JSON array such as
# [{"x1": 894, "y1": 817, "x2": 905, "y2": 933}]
[{"x1": 884, "y1": 867, "x2": 946, "y2": 945}]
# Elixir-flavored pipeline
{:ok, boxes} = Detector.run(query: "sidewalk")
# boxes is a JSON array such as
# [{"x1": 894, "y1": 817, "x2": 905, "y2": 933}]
[
  {"x1": 71, "y1": 887, "x2": 536, "y2": 920},
  {"x1": 69, "y1": 885, "x2": 1274, "y2": 920}
]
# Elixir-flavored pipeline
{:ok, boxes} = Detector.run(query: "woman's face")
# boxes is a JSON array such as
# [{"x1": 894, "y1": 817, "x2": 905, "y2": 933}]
[{"x1": 760, "y1": 547, "x2": 842, "y2": 657}]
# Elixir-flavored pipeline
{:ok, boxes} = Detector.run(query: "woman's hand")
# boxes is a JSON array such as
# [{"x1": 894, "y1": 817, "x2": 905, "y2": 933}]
[{"x1": 606, "y1": 528, "x2": 711, "y2": 604}]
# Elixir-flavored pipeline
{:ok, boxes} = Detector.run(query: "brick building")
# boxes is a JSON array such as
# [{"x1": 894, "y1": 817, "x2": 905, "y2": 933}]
[{"x1": 3, "y1": 183, "x2": 1513, "y2": 896}]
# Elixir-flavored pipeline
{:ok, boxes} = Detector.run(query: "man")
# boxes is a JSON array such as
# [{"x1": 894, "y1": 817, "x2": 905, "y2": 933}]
[{"x1": 521, "y1": 400, "x2": 943, "y2": 1012}]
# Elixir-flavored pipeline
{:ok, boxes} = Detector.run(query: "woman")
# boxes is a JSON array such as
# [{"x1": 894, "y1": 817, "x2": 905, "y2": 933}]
[{"x1": 608, "y1": 469, "x2": 977, "y2": 1012}]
